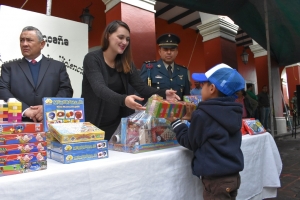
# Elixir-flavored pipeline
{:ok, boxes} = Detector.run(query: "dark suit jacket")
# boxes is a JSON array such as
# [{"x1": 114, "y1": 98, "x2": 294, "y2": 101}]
[
  {"x1": 140, "y1": 59, "x2": 190, "y2": 99},
  {"x1": 0, "y1": 55, "x2": 73, "y2": 113},
  {"x1": 81, "y1": 49, "x2": 166, "y2": 129}
]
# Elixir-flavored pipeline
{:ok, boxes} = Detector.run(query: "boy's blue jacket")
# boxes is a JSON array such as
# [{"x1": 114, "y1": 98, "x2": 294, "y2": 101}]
[{"x1": 171, "y1": 96, "x2": 244, "y2": 177}]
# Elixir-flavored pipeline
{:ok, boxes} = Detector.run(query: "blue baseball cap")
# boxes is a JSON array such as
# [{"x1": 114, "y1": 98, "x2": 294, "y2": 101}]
[{"x1": 192, "y1": 63, "x2": 245, "y2": 96}]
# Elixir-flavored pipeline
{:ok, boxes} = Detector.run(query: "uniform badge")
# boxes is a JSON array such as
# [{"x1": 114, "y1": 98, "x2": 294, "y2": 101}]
[
  {"x1": 146, "y1": 62, "x2": 153, "y2": 69},
  {"x1": 155, "y1": 75, "x2": 162, "y2": 79},
  {"x1": 178, "y1": 75, "x2": 183, "y2": 80},
  {"x1": 157, "y1": 64, "x2": 161, "y2": 68}
]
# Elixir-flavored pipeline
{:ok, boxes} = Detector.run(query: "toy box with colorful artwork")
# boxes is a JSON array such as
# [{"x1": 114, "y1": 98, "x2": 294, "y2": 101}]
[
  {"x1": 0, "y1": 122, "x2": 43, "y2": 134},
  {"x1": 0, "y1": 132, "x2": 46, "y2": 145},
  {"x1": 183, "y1": 95, "x2": 202, "y2": 105},
  {"x1": 51, "y1": 140, "x2": 107, "y2": 154},
  {"x1": 43, "y1": 97, "x2": 85, "y2": 132},
  {"x1": 109, "y1": 111, "x2": 178, "y2": 153},
  {"x1": 146, "y1": 95, "x2": 196, "y2": 119},
  {"x1": 0, "y1": 160, "x2": 47, "y2": 176},
  {"x1": 243, "y1": 119, "x2": 266, "y2": 135},
  {"x1": 0, "y1": 151, "x2": 47, "y2": 166},
  {"x1": 0, "y1": 142, "x2": 47, "y2": 155},
  {"x1": 49, "y1": 149, "x2": 108, "y2": 164},
  {"x1": 48, "y1": 122, "x2": 105, "y2": 144}
]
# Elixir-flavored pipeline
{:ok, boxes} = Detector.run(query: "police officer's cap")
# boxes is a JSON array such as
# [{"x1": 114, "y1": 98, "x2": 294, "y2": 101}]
[{"x1": 157, "y1": 33, "x2": 180, "y2": 48}]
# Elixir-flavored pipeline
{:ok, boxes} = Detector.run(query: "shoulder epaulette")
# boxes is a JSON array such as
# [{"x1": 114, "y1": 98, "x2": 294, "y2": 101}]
[{"x1": 144, "y1": 60, "x2": 156, "y2": 64}]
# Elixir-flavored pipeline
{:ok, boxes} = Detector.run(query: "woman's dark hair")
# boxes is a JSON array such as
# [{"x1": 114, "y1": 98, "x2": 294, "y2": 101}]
[{"x1": 101, "y1": 20, "x2": 132, "y2": 74}]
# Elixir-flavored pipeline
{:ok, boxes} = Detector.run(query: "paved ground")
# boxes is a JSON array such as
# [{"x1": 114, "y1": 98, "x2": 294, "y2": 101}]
[{"x1": 266, "y1": 131, "x2": 300, "y2": 199}]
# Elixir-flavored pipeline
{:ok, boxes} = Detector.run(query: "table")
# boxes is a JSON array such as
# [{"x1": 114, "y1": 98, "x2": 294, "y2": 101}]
[{"x1": 0, "y1": 133, "x2": 282, "y2": 200}]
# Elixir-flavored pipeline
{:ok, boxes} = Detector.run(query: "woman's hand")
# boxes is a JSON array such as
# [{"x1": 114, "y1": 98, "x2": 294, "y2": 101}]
[
  {"x1": 165, "y1": 90, "x2": 180, "y2": 101},
  {"x1": 182, "y1": 102, "x2": 194, "y2": 121},
  {"x1": 125, "y1": 95, "x2": 146, "y2": 110}
]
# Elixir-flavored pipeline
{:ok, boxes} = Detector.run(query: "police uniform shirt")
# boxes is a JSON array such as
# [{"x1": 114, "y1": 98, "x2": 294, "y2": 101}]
[{"x1": 139, "y1": 59, "x2": 190, "y2": 99}]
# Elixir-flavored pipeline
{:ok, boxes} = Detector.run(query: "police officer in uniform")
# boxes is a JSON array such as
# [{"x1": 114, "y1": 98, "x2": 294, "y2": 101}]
[{"x1": 140, "y1": 33, "x2": 190, "y2": 102}]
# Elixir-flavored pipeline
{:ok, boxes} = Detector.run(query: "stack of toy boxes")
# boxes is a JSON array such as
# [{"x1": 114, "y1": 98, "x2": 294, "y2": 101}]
[
  {"x1": 0, "y1": 122, "x2": 47, "y2": 176},
  {"x1": 42, "y1": 97, "x2": 86, "y2": 149},
  {"x1": 48, "y1": 122, "x2": 107, "y2": 164},
  {"x1": 7, "y1": 98, "x2": 22, "y2": 123},
  {"x1": 0, "y1": 100, "x2": 8, "y2": 122}
]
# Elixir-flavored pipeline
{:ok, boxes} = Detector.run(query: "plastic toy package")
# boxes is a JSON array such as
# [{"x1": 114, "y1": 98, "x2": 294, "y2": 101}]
[
  {"x1": 183, "y1": 95, "x2": 202, "y2": 106},
  {"x1": 109, "y1": 111, "x2": 178, "y2": 153},
  {"x1": 243, "y1": 119, "x2": 266, "y2": 135}
]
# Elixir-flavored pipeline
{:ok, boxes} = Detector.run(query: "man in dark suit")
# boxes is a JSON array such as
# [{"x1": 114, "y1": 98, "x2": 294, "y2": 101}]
[
  {"x1": 140, "y1": 33, "x2": 190, "y2": 102},
  {"x1": 0, "y1": 26, "x2": 73, "y2": 122}
]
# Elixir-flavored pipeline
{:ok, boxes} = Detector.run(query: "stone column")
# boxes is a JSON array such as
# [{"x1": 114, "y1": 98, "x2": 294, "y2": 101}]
[
  {"x1": 250, "y1": 40, "x2": 286, "y2": 134},
  {"x1": 197, "y1": 13, "x2": 239, "y2": 70}
]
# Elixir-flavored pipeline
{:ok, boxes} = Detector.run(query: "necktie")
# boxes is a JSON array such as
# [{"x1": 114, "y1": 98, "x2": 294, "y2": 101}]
[
  {"x1": 167, "y1": 65, "x2": 172, "y2": 78},
  {"x1": 31, "y1": 59, "x2": 37, "y2": 64}
]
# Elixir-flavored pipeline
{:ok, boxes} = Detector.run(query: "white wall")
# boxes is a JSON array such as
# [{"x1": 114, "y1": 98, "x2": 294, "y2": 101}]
[{"x1": 0, "y1": 5, "x2": 88, "y2": 97}]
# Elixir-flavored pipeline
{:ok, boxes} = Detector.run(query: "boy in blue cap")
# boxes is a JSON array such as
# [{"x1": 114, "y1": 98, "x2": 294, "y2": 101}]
[{"x1": 169, "y1": 63, "x2": 245, "y2": 200}]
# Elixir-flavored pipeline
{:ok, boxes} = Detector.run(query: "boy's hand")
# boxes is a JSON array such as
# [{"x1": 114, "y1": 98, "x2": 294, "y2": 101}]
[
  {"x1": 182, "y1": 102, "x2": 194, "y2": 121},
  {"x1": 166, "y1": 112, "x2": 178, "y2": 123}
]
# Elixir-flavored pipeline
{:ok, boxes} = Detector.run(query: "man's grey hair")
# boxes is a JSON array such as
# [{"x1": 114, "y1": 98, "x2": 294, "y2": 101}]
[{"x1": 22, "y1": 26, "x2": 44, "y2": 42}]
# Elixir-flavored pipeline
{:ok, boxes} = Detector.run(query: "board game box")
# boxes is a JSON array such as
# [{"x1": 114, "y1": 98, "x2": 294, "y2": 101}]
[{"x1": 43, "y1": 97, "x2": 85, "y2": 132}]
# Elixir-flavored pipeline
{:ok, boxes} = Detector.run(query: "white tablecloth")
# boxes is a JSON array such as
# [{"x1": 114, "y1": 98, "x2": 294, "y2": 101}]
[{"x1": 0, "y1": 133, "x2": 282, "y2": 200}]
